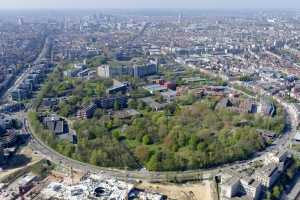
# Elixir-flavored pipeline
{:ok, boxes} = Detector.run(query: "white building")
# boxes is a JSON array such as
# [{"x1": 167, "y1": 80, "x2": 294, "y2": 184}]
[
  {"x1": 97, "y1": 65, "x2": 111, "y2": 78},
  {"x1": 40, "y1": 174, "x2": 134, "y2": 200},
  {"x1": 220, "y1": 176, "x2": 240, "y2": 199},
  {"x1": 264, "y1": 151, "x2": 289, "y2": 165},
  {"x1": 240, "y1": 177, "x2": 262, "y2": 200},
  {"x1": 254, "y1": 163, "x2": 281, "y2": 188}
]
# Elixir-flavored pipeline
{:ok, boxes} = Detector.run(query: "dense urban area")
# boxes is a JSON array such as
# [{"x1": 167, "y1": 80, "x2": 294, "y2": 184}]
[{"x1": 1, "y1": 9, "x2": 300, "y2": 200}]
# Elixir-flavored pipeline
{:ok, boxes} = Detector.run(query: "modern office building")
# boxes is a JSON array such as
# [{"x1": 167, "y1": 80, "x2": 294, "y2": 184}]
[
  {"x1": 220, "y1": 176, "x2": 241, "y2": 199},
  {"x1": 42, "y1": 115, "x2": 68, "y2": 135},
  {"x1": 254, "y1": 163, "x2": 282, "y2": 188},
  {"x1": 240, "y1": 177, "x2": 262, "y2": 200},
  {"x1": 11, "y1": 89, "x2": 30, "y2": 101},
  {"x1": 76, "y1": 103, "x2": 97, "y2": 119},
  {"x1": 0, "y1": 130, "x2": 18, "y2": 148},
  {"x1": 97, "y1": 62, "x2": 158, "y2": 78},
  {"x1": 133, "y1": 63, "x2": 158, "y2": 78},
  {"x1": 97, "y1": 65, "x2": 132, "y2": 78},
  {"x1": 106, "y1": 82, "x2": 129, "y2": 95},
  {"x1": 95, "y1": 96, "x2": 128, "y2": 109}
]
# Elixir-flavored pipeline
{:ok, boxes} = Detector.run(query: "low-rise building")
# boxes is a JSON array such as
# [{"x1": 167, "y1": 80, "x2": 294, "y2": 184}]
[
  {"x1": 113, "y1": 109, "x2": 140, "y2": 119},
  {"x1": 141, "y1": 97, "x2": 169, "y2": 111},
  {"x1": 216, "y1": 98, "x2": 233, "y2": 109},
  {"x1": 258, "y1": 100, "x2": 276, "y2": 117},
  {"x1": 18, "y1": 173, "x2": 38, "y2": 195},
  {"x1": 143, "y1": 84, "x2": 167, "y2": 94},
  {"x1": 41, "y1": 98, "x2": 59, "y2": 108},
  {"x1": 161, "y1": 90, "x2": 177, "y2": 103}
]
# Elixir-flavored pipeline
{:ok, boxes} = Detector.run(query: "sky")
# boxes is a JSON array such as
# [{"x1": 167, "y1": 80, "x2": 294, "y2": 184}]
[{"x1": 0, "y1": 0, "x2": 299, "y2": 10}]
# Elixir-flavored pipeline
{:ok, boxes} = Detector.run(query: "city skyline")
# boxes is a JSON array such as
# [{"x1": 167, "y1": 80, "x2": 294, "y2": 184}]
[{"x1": 1, "y1": 0, "x2": 300, "y2": 10}]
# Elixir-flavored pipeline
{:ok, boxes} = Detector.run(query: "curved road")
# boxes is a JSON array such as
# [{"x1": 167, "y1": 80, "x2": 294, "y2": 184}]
[
  {"x1": 21, "y1": 85, "x2": 298, "y2": 182},
  {"x1": 9, "y1": 52, "x2": 295, "y2": 182}
]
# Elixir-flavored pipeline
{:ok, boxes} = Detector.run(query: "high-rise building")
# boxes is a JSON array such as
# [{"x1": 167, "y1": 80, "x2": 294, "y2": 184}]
[
  {"x1": 97, "y1": 62, "x2": 158, "y2": 79},
  {"x1": 17, "y1": 17, "x2": 24, "y2": 26},
  {"x1": 95, "y1": 96, "x2": 128, "y2": 109},
  {"x1": 133, "y1": 63, "x2": 158, "y2": 78},
  {"x1": 177, "y1": 13, "x2": 183, "y2": 24},
  {"x1": 76, "y1": 103, "x2": 97, "y2": 119}
]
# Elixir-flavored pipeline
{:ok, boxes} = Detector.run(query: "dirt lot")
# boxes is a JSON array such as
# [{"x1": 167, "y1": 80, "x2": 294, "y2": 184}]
[
  {"x1": 137, "y1": 180, "x2": 215, "y2": 200},
  {"x1": 0, "y1": 146, "x2": 42, "y2": 180}
]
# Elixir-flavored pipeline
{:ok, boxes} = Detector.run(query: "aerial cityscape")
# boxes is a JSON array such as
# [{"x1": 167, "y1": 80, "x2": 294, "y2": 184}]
[{"x1": 1, "y1": 1, "x2": 300, "y2": 200}]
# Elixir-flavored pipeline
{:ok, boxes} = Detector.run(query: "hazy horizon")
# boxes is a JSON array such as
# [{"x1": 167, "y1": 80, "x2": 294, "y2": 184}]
[{"x1": 1, "y1": 0, "x2": 300, "y2": 10}]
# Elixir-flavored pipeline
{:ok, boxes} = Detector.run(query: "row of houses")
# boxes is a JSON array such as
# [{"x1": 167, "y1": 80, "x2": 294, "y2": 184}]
[
  {"x1": 0, "y1": 103, "x2": 25, "y2": 114},
  {"x1": 11, "y1": 64, "x2": 54, "y2": 101},
  {"x1": 0, "y1": 64, "x2": 24, "y2": 96}
]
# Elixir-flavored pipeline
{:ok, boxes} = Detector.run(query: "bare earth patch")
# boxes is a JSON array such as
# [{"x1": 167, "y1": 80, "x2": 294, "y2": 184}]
[{"x1": 137, "y1": 180, "x2": 214, "y2": 200}]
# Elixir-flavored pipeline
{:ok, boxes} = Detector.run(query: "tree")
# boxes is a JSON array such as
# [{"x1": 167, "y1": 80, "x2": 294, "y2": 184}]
[
  {"x1": 147, "y1": 152, "x2": 161, "y2": 171},
  {"x1": 272, "y1": 186, "x2": 282, "y2": 199},
  {"x1": 95, "y1": 83, "x2": 105, "y2": 96},
  {"x1": 189, "y1": 134, "x2": 199, "y2": 150},
  {"x1": 90, "y1": 150, "x2": 99, "y2": 165},
  {"x1": 112, "y1": 129, "x2": 121, "y2": 140},
  {"x1": 265, "y1": 191, "x2": 272, "y2": 200},
  {"x1": 11, "y1": 119, "x2": 22, "y2": 129},
  {"x1": 94, "y1": 109, "x2": 104, "y2": 119},
  {"x1": 137, "y1": 100, "x2": 146, "y2": 110},
  {"x1": 134, "y1": 146, "x2": 150, "y2": 163},
  {"x1": 58, "y1": 102, "x2": 72, "y2": 117},
  {"x1": 114, "y1": 100, "x2": 121, "y2": 110},
  {"x1": 142, "y1": 135, "x2": 151, "y2": 145},
  {"x1": 154, "y1": 92, "x2": 164, "y2": 103},
  {"x1": 128, "y1": 99, "x2": 138, "y2": 109},
  {"x1": 164, "y1": 103, "x2": 177, "y2": 116},
  {"x1": 239, "y1": 75, "x2": 253, "y2": 82}
]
